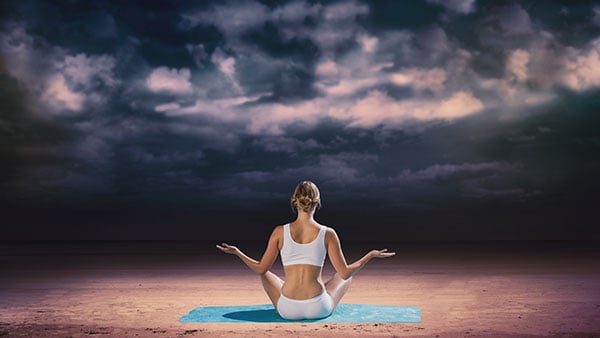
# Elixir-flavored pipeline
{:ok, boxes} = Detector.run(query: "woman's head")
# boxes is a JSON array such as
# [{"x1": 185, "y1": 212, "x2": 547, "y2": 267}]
[{"x1": 291, "y1": 181, "x2": 321, "y2": 213}]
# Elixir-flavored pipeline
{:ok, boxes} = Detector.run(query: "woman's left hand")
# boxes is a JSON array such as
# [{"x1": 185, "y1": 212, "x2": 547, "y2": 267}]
[
  {"x1": 370, "y1": 248, "x2": 396, "y2": 258},
  {"x1": 216, "y1": 243, "x2": 239, "y2": 255}
]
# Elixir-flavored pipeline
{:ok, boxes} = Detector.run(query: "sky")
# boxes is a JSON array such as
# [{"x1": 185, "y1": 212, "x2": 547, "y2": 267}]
[{"x1": 1, "y1": 0, "x2": 599, "y2": 241}]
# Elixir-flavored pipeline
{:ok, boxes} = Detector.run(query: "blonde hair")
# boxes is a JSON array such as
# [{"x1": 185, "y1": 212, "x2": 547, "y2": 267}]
[{"x1": 291, "y1": 181, "x2": 321, "y2": 213}]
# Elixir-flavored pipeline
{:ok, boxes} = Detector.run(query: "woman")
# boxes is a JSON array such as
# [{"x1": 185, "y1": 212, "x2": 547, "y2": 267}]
[{"x1": 216, "y1": 181, "x2": 395, "y2": 320}]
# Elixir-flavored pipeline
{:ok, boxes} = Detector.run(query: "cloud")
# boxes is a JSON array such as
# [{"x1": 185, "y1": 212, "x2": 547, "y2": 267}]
[
  {"x1": 0, "y1": 25, "x2": 117, "y2": 115},
  {"x1": 230, "y1": 151, "x2": 380, "y2": 198},
  {"x1": 0, "y1": 24, "x2": 56, "y2": 89},
  {"x1": 414, "y1": 26, "x2": 450, "y2": 54},
  {"x1": 390, "y1": 161, "x2": 533, "y2": 202},
  {"x1": 356, "y1": 34, "x2": 378, "y2": 53},
  {"x1": 146, "y1": 66, "x2": 193, "y2": 95},
  {"x1": 246, "y1": 98, "x2": 326, "y2": 135},
  {"x1": 308, "y1": 1, "x2": 369, "y2": 54},
  {"x1": 211, "y1": 48, "x2": 236, "y2": 79},
  {"x1": 170, "y1": 3, "x2": 495, "y2": 138},
  {"x1": 312, "y1": 152, "x2": 376, "y2": 184},
  {"x1": 186, "y1": 43, "x2": 209, "y2": 67},
  {"x1": 284, "y1": 152, "x2": 378, "y2": 186},
  {"x1": 59, "y1": 53, "x2": 117, "y2": 89},
  {"x1": 182, "y1": 0, "x2": 368, "y2": 56},
  {"x1": 389, "y1": 67, "x2": 447, "y2": 93},
  {"x1": 2, "y1": 1, "x2": 600, "y2": 241},
  {"x1": 476, "y1": 4, "x2": 534, "y2": 55},
  {"x1": 315, "y1": 59, "x2": 339, "y2": 81},
  {"x1": 154, "y1": 102, "x2": 181, "y2": 112},
  {"x1": 427, "y1": 0, "x2": 476, "y2": 14},
  {"x1": 182, "y1": 1, "x2": 269, "y2": 39},
  {"x1": 494, "y1": 4, "x2": 533, "y2": 35},
  {"x1": 334, "y1": 90, "x2": 484, "y2": 128},
  {"x1": 70, "y1": 117, "x2": 158, "y2": 165},
  {"x1": 211, "y1": 48, "x2": 240, "y2": 91},
  {"x1": 562, "y1": 38, "x2": 600, "y2": 90},
  {"x1": 42, "y1": 74, "x2": 85, "y2": 112},
  {"x1": 156, "y1": 96, "x2": 256, "y2": 121},
  {"x1": 315, "y1": 30, "x2": 453, "y2": 97},
  {"x1": 506, "y1": 49, "x2": 529, "y2": 82},
  {"x1": 468, "y1": 21, "x2": 600, "y2": 111},
  {"x1": 52, "y1": 53, "x2": 117, "y2": 111},
  {"x1": 513, "y1": 33, "x2": 600, "y2": 92},
  {"x1": 395, "y1": 161, "x2": 514, "y2": 183},
  {"x1": 437, "y1": 91, "x2": 485, "y2": 119},
  {"x1": 146, "y1": 2, "x2": 600, "y2": 145},
  {"x1": 271, "y1": 1, "x2": 321, "y2": 24},
  {"x1": 155, "y1": 87, "x2": 484, "y2": 139},
  {"x1": 319, "y1": 75, "x2": 381, "y2": 97}
]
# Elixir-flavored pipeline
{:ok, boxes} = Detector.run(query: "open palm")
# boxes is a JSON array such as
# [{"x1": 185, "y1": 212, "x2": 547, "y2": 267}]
[
  {"x1": 371, "y1": 248, "x2": 396, "y2": 258},
  {"x1": 216, "y1": 243, "x2": 239, "y2": 255}
]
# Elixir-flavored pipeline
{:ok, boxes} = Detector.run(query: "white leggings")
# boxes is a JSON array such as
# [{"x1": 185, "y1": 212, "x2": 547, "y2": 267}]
[{"x1": 276, "y1": 291, "x2": 334, "y2": 320}]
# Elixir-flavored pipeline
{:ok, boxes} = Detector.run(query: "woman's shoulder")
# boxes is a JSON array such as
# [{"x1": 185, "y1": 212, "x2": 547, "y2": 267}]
[
  {"x1": 269, "y1": 225, "x2": 285, "y2": 244},
  {"x1": 322, "y1": 225, "x2": 341, "y2": 247},
  {"x1": 322, "y1": 224, "x2": 337, "y2": 236}
]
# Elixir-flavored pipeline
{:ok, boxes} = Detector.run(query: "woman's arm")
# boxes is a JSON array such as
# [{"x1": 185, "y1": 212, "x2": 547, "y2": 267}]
[
  {"x1": 325, "y1": 228, "x2": 395, "y2": 280},
  {"x1": 216, "y1": 226, "x2": 282, "y2": 275}
]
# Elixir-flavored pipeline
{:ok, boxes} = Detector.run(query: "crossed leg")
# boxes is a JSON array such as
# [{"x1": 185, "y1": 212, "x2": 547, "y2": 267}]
[
  {"x1": 261, "y1": 271, "x2": 351, "y2": 312},
  {"x1": 325, "y1": 273, "x2": 352, "y2": 310},
  {"x1": 260, "y1": 271, "x2": 284, "y2": 309}
]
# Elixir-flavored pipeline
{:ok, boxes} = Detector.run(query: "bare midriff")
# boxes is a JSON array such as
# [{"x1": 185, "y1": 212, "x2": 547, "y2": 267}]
[{"x1": 281, "y1": 264, "x2": 325, "y2": 300}]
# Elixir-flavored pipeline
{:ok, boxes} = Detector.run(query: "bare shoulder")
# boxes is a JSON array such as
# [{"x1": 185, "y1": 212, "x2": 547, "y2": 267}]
[
  {"x1": 324, "y1": 226, "x2": 339, "y2": 242},
  {"x1": 272, "y1": 225, "x2": 284, "y2": 235},
  {"x1": 323, "y1": 225, "x2": 336, "y2": 234},
  {"x1": 270, "y1": 225, "x2": 284, "y2": 249}
]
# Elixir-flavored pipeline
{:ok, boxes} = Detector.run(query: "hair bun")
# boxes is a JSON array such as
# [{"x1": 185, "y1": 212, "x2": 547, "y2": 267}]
[{"x1": 290, "y1": 181, "x2": 321, "y2": 213}]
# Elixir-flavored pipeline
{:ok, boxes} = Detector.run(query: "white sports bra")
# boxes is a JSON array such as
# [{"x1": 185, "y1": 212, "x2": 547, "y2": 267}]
[{"x1": 280, "y1": 223, "x2": 327, "y2": 267}]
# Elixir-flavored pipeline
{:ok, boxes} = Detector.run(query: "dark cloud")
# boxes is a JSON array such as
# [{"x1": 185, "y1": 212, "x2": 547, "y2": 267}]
[
  {"x1": 0, "y1": 72, "x2": 73, "y2": 192},
  {"x1": 1, "y1": 0, "x2": 599, "y2": 240}
]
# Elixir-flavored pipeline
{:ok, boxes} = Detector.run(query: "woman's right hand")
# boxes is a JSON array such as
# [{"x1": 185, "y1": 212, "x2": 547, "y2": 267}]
[
  {"x1": 370, "y1": 248, "x2": 396, "y2": 258},
  {"x1": 216, "y1": 243, "x2": 239, "y2": 255}
]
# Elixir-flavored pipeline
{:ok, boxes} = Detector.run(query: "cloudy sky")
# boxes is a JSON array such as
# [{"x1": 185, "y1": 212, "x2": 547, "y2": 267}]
[{"x1": 1, "y1": 0, "x2": 599, "y2": 240}]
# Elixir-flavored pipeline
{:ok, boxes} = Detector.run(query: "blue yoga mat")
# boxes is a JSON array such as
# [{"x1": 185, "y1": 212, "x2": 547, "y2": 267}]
[{"x1": 180, "y1": 304, "x2": 421, "y2": 323}]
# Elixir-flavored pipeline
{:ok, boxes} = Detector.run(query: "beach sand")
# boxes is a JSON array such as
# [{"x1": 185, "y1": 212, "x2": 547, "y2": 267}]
[{"x1": 1, "y1": 241, "x2": 599, "y2": 337}]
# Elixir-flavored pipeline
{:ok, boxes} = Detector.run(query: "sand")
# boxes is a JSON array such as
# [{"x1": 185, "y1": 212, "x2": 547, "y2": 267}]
[{"x1": 1, "y1": 241, "x2": 599, "y2": 337}]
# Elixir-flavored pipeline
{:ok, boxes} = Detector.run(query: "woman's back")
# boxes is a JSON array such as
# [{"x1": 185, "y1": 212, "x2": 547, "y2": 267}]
[
  {"x1": 279, "y1": 221, "x2": 327, "y2": 299},
  {"x1": 216, "y1": 180, "x2": 395, "y2": 320}
]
